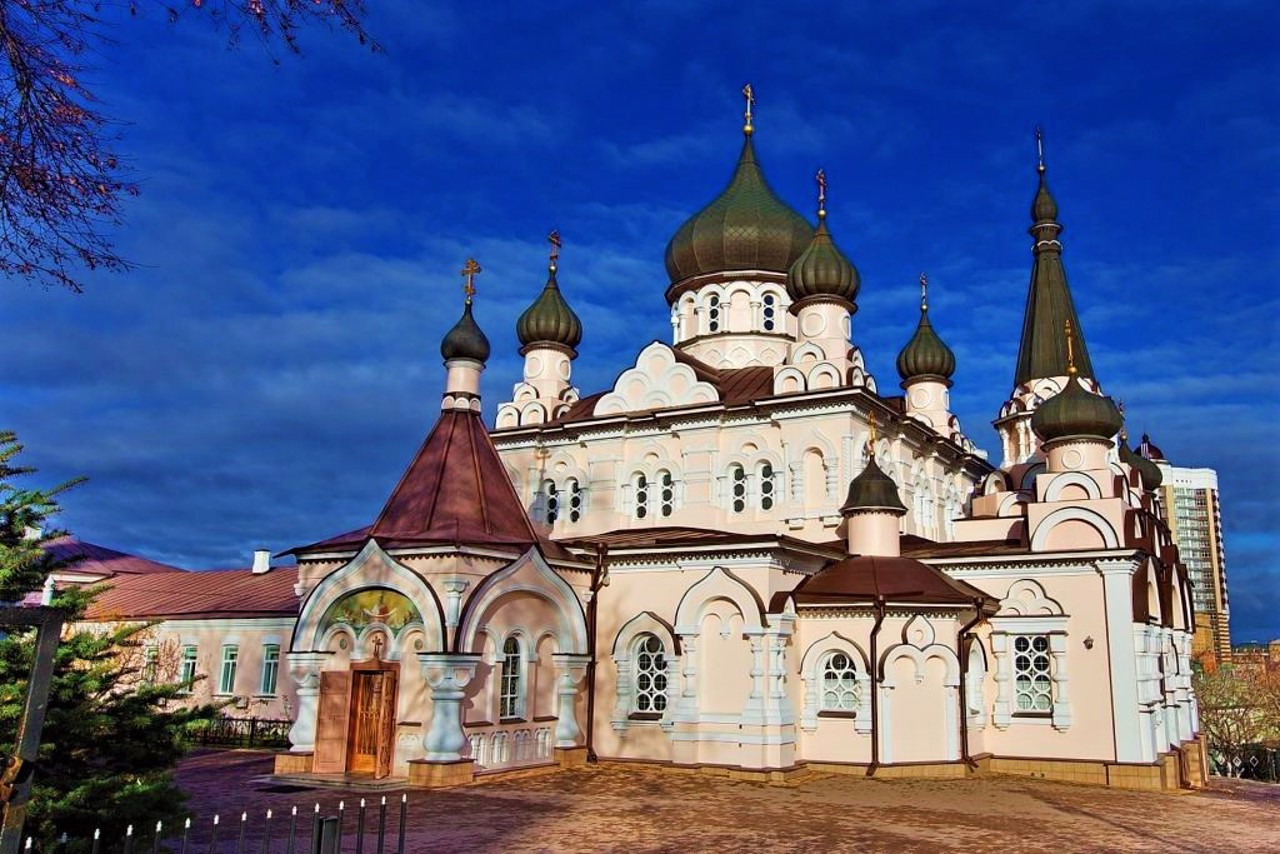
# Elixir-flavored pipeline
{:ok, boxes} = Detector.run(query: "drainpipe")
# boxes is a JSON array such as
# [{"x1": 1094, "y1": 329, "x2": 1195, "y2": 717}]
[
  {"x1": 584, "y1": 542, "x2": 607, "y2": 763},
  {"x1": 866, "y1": 595, "x2": 887, "y2": 777},
  {"x1": 957, "y1": 599, "x2": 987, "y2": 771}
]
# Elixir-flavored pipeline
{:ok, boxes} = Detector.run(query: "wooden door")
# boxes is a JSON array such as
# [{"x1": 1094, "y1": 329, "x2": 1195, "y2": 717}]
[
  {"x1": 313, "y1": 671, "x2": 352, "y2": 774},
  {"x1": 374, "y1": 671, "x2": 399, "y2": 779},
  {"x1": 347, "y1": 671, "x2": 382, "y2": 773}
]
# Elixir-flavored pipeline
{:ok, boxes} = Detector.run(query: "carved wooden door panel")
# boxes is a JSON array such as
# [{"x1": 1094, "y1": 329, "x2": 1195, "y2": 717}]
[
  {"x1": 312, "y1": 671, "x2": 352, "y2": 774},
  {"x1": 374, "y1": 671, "x2": 399, "y2": 779},
  {"x1": 348, "y1": 672, "x2": 384, "y2": 774}
]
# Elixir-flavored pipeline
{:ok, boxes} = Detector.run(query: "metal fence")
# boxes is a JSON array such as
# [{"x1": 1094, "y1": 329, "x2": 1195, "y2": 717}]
[
  {"x1": 1210, "y1": 745, "x2": 1280, "y2": 783},
  {"x1": 195, "y1": 717, "x2": 293, "y2": 750},
  {"x1": 23, "y1": 796, "x2": 409, "y2": 854}
]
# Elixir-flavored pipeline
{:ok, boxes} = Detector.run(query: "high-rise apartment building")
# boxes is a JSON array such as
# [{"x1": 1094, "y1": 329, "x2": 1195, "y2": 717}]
[{"x1": 1143, "y1": 436, "x2": 1231, "y2": 665}]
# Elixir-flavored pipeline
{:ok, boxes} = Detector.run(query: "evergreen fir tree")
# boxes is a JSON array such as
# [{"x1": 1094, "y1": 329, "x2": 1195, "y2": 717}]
[{"x1": 0, "y1": 431, "x2": 218, "y2": 849}]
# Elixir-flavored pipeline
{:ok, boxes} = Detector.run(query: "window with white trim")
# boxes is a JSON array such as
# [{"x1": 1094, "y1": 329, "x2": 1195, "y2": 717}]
[
  {"x1": 141, "y1": 645, "x2": 158, "y2": 685},
  {"x1": 260, "y1": 643, "x2": 280, "y2": 695},
  {"x1": 178, "y1": 644, "x2": 198, "y2": 692},
  {"x1": 218, "y1": 644, "x2": 238, "y2": 695},
  {"x1": 820, "y1": 652, "x2": 859, "y2": 712},
  {"x1": 1013, "y1": 635, "x2": 1052, "y2": 714},
  {"x1": 634, "y1": 473, "x2": 649, "y2": 519},
  {"x1": 758, "y1": 462, "x2": 775, "y2": 511},
  {"x1": 762, "y1": 294, "x2": 777, "y2": 332},
  {"x1": 543, "y1": 479, "x2": 559, "y2": 525},
  {"x1": 500, "y1": 637, "x2": 524, "y2": 720},
  {"x1": 730, "y1": 464, "x2": 746, "y2": 513},
  {"x1": 568, "y1": 479, "x2": 583, "y2": 523},
  {"x1": 707, "y1": 294, "x2": 721, "y2": 333},
  {"x1": 659, "y1": 470, "x2": 675, "y2": 518},
  {"x1": 631, "y1": 634, "x2": 668, "y2": 715}
]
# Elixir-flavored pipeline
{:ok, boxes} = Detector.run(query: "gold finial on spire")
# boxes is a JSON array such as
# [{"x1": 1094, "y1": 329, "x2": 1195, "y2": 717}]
[
  {"x1": 867, "y1": 410, "x2": 878, "y2": 453},
  {"x1": 1064, "y1": 318, "x2": 1077, "y2": 375},
  {"x1": 816, "y1": 168, "x2": 827, "y2": 219},
  {"x1": 919, "y1": 271, "x2": 929, "y2": 312},
  {"x1": 742, "y1": 82, "x2": 755, "y2": 136},
  {"x1": 461, "y1": 258, "x2": 481, "y2": 303},
  {"x1": 548, "y1": 229, "x2": 562, "y2": 273},
  {"x1": 1035, "y1": 124, "x2": 1046, "y2": 175}
]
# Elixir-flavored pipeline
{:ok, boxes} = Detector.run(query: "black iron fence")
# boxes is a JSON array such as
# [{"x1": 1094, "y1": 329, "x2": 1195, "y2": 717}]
[
  {"x1": 1210, "y1": 744, "x2": 1280, "y2": 783},
  {"x1": 195, "y1": 717, "x2": 292, "y2": 750},
  {"x1": 24, "y1": 795, "x2": 410, "y2": 854}
]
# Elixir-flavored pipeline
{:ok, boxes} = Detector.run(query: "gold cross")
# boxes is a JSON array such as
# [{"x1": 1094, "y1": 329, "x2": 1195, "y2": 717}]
[
  {"x1": 743, "y1": 82, "x2": 755, "y2": 132},
  {"x1": 1064, "y1": 318, "x2": 1076, "y2": 375},
  {"x1": 548, "y1": 229, "x2": 562, "y2": 266},
  {"x1": 867, "y1": 410, "x2": 878, "y2": 451},
  {"x1": 919, "y1": 272, "x2": 929, "y2": 311},
  {"x1": 461, "y1": 258, "x2": 481, "y2": 302},
  {"x1": 816, "y1": 168, "x2": 827, "y2": 217}
]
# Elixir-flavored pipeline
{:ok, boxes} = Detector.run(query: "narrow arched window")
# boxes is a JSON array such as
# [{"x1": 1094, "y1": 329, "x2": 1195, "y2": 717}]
[
  {"x1": 500, "y1": 637, "x2": 524, "y2": 720},
  {"x1": 707, "y1": 295, "x2": 721, "y2": 333},
  {"x1": 762, "y1": 293, "x2": 777, "y2": 332},
  {"x1": 730, "y1": 464, "x2": 746, "y2": 513},
  {"x1": 660, "y1": 470, "x2": 675, "y2": 518},
  {"x1": 544, "y1": 479, "x2": 559, "y2": 525},
  {"x1": 758, "y1": 462, "x2": 775, "y2": 511},
  {"x1": 821, "y1": 652, "x2": 859, "y2": 712},
  {"x1": 568, "y1": 479, "x2": 583, "y2": 523},
  {"x1": 634, "y1": 473, "x2": 649, "y2": 519},
  {"x1": 633, "y1": 634, "x2": 668, "y2": 715}
]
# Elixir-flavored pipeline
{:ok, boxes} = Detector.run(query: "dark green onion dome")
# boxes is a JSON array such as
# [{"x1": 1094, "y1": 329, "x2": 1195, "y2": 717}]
[
  {"x1": 896, "y1": 301, "x2": 955, "y2": 385},
  {"x1": 440, "y1": 300, "x2": 491, "y2": 363},
  {"x1": 1031, "y1": 163, "x2": 1059, "y2": 223},
  {"x1": 664, "y1": 133, "x2": 813, "y2": 288},
  {"x1": 516, "y1": 263, "x2": 582, "y2": 354},
  {"x1": 786, "y1": 214, "x2": 859, "y2": 308},
  {"x1": 840, "y1": 457, "x2": 908, "y2": 516},
  {"x1": 1119, "y1": 437, "x2": 1163, "y2": 492},
  {"x1": 1031, "y1": 372, "x2": 1123, "y2": 443}
]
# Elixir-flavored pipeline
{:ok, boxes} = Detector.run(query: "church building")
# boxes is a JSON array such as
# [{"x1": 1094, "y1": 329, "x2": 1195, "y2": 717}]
[{"x1": 89, "y1": 95, "x2": 1207, "y2": 792}]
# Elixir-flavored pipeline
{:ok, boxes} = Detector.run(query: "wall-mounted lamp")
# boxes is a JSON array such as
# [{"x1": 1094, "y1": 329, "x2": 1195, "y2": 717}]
[{"x1": 1084, "y1": 636, "x2": 1095, "y2": 650}]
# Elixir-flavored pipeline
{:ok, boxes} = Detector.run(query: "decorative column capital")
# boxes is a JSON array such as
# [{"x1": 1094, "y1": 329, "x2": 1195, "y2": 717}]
[
  {"x1": 418, "y1": 653, "x2": 482, "y2": 693},
  {"x1": 287, "y1": 650, "x2": 332, "y2": 691},
  {"x1": 1095, "y1": 557, "x2": 1138, "y2": 577},
  {"x1": 551, "y1": 653, "x2": 591, "y2": 680}
]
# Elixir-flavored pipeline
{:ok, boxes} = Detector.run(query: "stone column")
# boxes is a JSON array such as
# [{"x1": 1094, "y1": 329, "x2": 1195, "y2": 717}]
[
  {"x1": 1049, "y1": 632, "x2": 1072, "y2": 731},
  {"x1": 551, "y1": 653, "x2": 591, "y2": 748},
  {"x1": 285, "y1": 651, "x2": 331, "y2": 753},
  {"x1": 1097, "y1": 558, "x2": 1146, "y2": 762},
  {"x1": 677, "y1": 632, "x2": 699, "y2": 720},
  {"x1": 418, "y1": 653, "x2": 481, "y2": 761}
]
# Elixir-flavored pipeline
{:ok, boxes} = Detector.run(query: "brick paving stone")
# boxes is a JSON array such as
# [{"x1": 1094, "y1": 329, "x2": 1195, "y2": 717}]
[{"x1": 172, "y1": 750, "x2": 1280, "y2": 853}]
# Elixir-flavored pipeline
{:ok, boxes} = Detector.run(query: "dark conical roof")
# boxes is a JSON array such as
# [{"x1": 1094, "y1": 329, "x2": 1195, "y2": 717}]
[
  {"x1": 1013, "y1": 162, "x2": 1095, "y2": 386},
  {"x1": 440, "y1": 301, "x2": 491, "y2": 363},
  {"x1": 516, "y1": 264, "x2": 582, "y2": 353},
  {"x1": 840, "y1": 457, "x2": 908, "y2": 515},
  {"x1": 786, "y1": 215, "x2": 859, "y2": 307},
  {"x1": 664, "y1": 133, "x2": 813, "y2": 288},
  {"x1": 1119, "y1": 437, "x2": 1163, "y2": 491},
  {"x1": 897, "y1": 303, "x2": 955, "y2": 384},
  {"x1": 1031, "y1": 373, "x2": 1123, "y2": 442}
]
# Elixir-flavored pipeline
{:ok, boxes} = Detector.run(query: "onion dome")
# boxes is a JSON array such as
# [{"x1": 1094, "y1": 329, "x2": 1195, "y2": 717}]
[
  {"x1": 1119, "y1": 435, "x2": 1163, "y2": 492},
  {"x1": 786, "y1": 169, "x2": 859, "y2": 308},
  {"x1": 840, "y1": 456, "x2": 908, "y2": 516},
  {"x1": 1032, "y1": 319, "x2": 1120, "y2": 443},
  {"x1": 896, "y1": 274, "x2": 955, "y2": 385},
  {"x1": 516, "y1": 234, "x2": 582, "y2": 355},
  {"x1": 1031, "y1": 163, "x2": 1059, "y2": 223},
  {"x1": 663, "y1": 96, "x2": 812, "y2": 288},
  {"x1": 1138, "y1": 433, "x2": 1165, "y2": 461},
  {"x1": 441, "y1": 260, "x2": 491, "y2": 364}
]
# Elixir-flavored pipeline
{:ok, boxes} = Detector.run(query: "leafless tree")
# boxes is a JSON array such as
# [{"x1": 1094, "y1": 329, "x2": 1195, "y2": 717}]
[{"x1": 0, "y1": 1, "x2": 373, "y2": 292}]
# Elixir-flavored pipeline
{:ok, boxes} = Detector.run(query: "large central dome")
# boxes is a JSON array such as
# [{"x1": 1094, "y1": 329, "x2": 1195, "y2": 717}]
[{"x1": 663, "y1": 132, "x2": 813, "y2": 290}]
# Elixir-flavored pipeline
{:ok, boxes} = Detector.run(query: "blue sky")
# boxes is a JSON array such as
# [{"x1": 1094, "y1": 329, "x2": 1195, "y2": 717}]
[{"x1": 2, "y1": 2, "x2": 1276, "y2": 641}]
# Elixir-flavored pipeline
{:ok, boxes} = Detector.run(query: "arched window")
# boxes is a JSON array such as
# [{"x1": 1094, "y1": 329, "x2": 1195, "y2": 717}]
[
  {"x1": 500, "y1": 636, "x2": 524, "y2": 720},
  {"x1": 660, "y1": 470, "x2": 675, "y2": 518},
  {"x1": 707, "y1": 295, "x2": 721, "y2": 333},
  {"x1": 632, "y1": 634, "x2": 668, "y2": 715},
  {"x1": 820, "y1": 652, "x2": 859, "y2": 712},
  {"x1": 568, "y1": 479, "x2": 583, "y2": 523},
  {"x1": 543, "y1": 479, "x2": 559, "y2": 525},
  {"x1": 758, "y1": 462, "x2": 775, "y2": 511},
  {"x1": 730, "y1": 464, "x2": 746, "y2": 513},
  {"x1": 762, "y1": 293, "x2": 777, "y2": 332},
  {"x1": 634, "y1": 473, "x2": 649, "y2": 519}
]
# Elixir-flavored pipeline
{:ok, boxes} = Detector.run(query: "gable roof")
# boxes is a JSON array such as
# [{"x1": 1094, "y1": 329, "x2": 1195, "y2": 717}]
[
  {"x1": 792, "y1": 554, "x2": 996, "y2": 609},
  {"x1": 46, "y1": 536, "x2": 183, "y2": 578},
  {"x1": 83, "y1": 566, "x2": 300, "y2": 620}
]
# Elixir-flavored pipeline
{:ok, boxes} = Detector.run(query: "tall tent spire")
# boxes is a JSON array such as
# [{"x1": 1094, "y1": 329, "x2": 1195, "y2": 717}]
[{"x1": 1012, "y1": 126, "x2": 1095, "y2": 387}]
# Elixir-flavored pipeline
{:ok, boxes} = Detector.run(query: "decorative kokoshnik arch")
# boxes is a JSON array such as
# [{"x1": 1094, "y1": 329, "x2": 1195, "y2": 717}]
[{"x1": 453, "y1": 548, "x2": 590, "y2": 656}]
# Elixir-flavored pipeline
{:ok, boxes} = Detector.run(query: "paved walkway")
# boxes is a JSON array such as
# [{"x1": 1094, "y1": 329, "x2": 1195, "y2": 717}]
[{"x1": 175, "y1": 751, "x2": 1280, "y2": 853}]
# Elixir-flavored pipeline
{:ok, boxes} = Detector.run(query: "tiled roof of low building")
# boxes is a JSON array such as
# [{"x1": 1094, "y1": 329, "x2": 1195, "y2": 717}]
[
  {"x1": 84, "y1": 565, "x2": 300, "y2": 620},
  {"x1": 46, "y1": 536, "x2": 183, "y2": 578},
  {"x1": 792, "y1": 555, "x2": 996, "y2": 609}
]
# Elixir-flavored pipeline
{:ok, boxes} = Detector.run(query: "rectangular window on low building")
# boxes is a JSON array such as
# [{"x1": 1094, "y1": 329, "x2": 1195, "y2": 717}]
[
  {"x1": 260, "y1": 644, "x2": 280, "y2": 695},
  {"x1": 141, "y1": 645, "x2": 158, "y2": 685},
  {"x1": 218, "y1": 644, "x2": 239, "y2": 695},
  {"x1": 178, "y1": 645, "x2": 198, "y2": 693}
]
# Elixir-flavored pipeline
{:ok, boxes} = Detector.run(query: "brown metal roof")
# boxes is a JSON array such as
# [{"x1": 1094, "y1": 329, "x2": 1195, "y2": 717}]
[
  {"x1": 84, "y1": 566, "x2": 301, "y2": 620},
  {"x1": 564, "y1": 526, "x2": 839, "y2": 555},
  {"x1": 46, "y1": 536, "x2": 183, "y2": 577},
  {"x1": 792, "y1": 555, "x2": 996, "y2": 608}
]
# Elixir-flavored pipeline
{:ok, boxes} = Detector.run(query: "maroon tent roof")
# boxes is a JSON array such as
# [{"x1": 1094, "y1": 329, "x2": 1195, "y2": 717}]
[
  {"x1": 791, "y1": 555, "x2": 996, "y2": 609},
  {"x1": 84, "y1": 566, "x2": 300, "y2": 620},
  {"x1": 45, "y1": 536, "x2": 183, "y2": 578}
]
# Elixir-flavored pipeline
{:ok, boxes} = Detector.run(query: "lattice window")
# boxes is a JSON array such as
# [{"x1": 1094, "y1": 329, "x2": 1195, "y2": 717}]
[
  {"x1": 759, "y1": 462, "x2": 775, "y2": 511},
  {"x1": 260, "y1": 644, "x2": 280, "y2": 695},
  {"x1": 660, "y1": 470, "x2": 675, "y2": 518},
  {"x1": 218, "y1": 644, "x2": 238, "y2": 695},
  {"x1": 500, "y1": 637, "x2": 524, "y2": 720},
  {"x1": 543, "y1": 479, "x2": 559, "y2": 525},
  {"x1": 632, "y1": 634, "x2": 668, "y2": 714},
  {"x1": 821, "y1": 652, "x2": 859, "y2": 712},
  {"x1": 762, "y1": 293, "x2": 777, "y2": 331},
  {"x1": 634, "y1": 473, "x2": 649, "y2": 519},
  {"x1": 708, "y1": 295, "x2": 721, "y2": 333},
  {"x1": 179, "y1": 645, "x2": 198, "y2": 692},
  {"x1": 568, "y1": 479, "x2": 583, "y2": 523},
  {"x1": 730, "y1": 464, "x2": 746, "y2": 513},
  {"x1": 1013, "y1": 635, "x2": 1052, "y2": 713}
]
